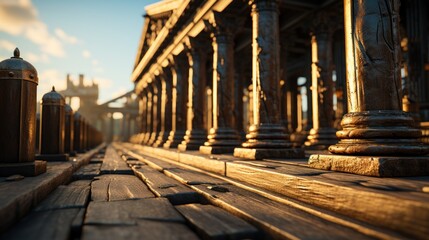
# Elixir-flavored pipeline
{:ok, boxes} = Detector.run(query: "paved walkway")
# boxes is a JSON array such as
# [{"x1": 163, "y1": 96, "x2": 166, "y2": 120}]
[{"x1": 1, "y1": 143, "x2": 428, "y2": 239}]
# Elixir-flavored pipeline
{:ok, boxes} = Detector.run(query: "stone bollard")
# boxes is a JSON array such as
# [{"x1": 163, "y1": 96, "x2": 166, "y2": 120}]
[
  {"x1": 65, "y1": 104, "x2": 76, "y2": 156},
  {"x1": 73, "y1": 112, "x2": 84, "y2": 153},
  {"x1": 0, "y1": 48, "x2": 46, "y2": 176},
  {"x1": 36, "y1": 87, "x2": 69, "y2": 161}
]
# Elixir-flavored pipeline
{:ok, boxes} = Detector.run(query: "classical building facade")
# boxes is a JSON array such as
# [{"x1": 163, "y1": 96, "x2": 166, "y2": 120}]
[{"x1": 131, "y1": 0, "x2": 429, "y2": 176}]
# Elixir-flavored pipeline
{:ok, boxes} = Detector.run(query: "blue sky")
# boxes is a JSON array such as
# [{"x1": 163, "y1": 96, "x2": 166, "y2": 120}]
[{"x1": 0, "y1": 0, "x2": 158, "y2": 108}]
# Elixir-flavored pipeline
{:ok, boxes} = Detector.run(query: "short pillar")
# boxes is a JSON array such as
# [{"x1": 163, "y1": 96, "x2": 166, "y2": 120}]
[
  {"x1": 64, "y1": 104, "x2": 76, "y2": 156},
  {"x1": 73, "y1": 112, "x2": 84, "y2": 153},
  {"x1": 0, "y1": 48, "x2": 46, "y2": 176},
  {"x1": 233, "y1": 0, "x2": 304, "y2": 159},
  {"x1": 36, "y1": 87, "x2": 69, "y2": 161},
  {"x1": 309, "y1": 0, "x2": 429, "y2": 177}
]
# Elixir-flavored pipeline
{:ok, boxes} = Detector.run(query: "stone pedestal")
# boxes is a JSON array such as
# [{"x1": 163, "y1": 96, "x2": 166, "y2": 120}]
[{"x1": 309, "y1": 0, "x2": 429, "y2": 177}]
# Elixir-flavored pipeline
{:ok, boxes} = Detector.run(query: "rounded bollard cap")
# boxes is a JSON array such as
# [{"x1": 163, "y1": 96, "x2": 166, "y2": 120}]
[
  {"x1": 41, "y1": 86, "x2": 65, "y2": 105},
  {"x1": 65, "y1": 104, "x2": 73, "y2": 114},
  {"x1": 74, "y1": 111, "x2": 81, "y2": 120},
  {"x1": 0, "y1": 48, "x2": 38, "y2": 84}
]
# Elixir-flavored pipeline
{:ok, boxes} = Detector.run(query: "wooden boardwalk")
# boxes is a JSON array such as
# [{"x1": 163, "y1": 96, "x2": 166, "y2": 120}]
[{"x1": 1, "y1": 143, "x2": 428, "y2": 239}]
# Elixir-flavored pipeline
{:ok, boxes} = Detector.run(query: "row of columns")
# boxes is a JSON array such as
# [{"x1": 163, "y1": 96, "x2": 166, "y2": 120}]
[{"x1": 131, "y1": 0, "x2": 429, "y2": 176}]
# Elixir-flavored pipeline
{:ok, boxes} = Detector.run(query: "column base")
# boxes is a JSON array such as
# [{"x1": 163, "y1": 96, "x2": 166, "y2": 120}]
[
  {"x1": 0, "y1": 161, "x2": 47, "y2": 177},
  {"x1": 147, "y1": 132, "x2": 159, "y2": 146},
  {"x1": 309, "y1": 154, "x2": 429, "y2": 177},
  {"x1": 178, "y1": 129, "x2": 207, "y2": 152},
  {"x1": 163, "y1": 130, "x2": 186, "y2": 149},
  {"x1": 199, "y1": 127, "x2": 241, "y2": 154},
  {"x1": 143, "y1": 132, "x2": 151, "y2": 144},
  {"x1": 233, "y1": 147, "x2": 305, "y2": 160},
  {"x1": 304, "y1": 128, "x2": 338, "y2": 150},
  {"x1": 153, "y1": 131, "x2": 169, "y2": 147},
  {"x1": 199, "y1": 145, "x2": 236, "y2": 154},
  {"x1": 68, "y1": 151, "x2": 77, "y2": 157},
  {"x1": 35, "y1": 153, "x2": 69, "y2": 162}
]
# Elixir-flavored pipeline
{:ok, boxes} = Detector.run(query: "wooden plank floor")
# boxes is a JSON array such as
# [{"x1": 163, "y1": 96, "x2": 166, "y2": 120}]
[{"x1": 2, "y1": 143, "x2": 428, "y2": 239}]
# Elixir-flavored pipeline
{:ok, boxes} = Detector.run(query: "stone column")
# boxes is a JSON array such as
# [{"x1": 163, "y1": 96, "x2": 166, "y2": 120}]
[
  {"x1": 139, "y1": 91, "x2": 148, "y2": 144},
  {"x1": 144, "y1": 86, "x2": 153, "y2": 144},
  {"x1": 164, "y1": 54, "x2": 188, "y2": 148},
  {"x1": 155, "y1": 71, "x2": 173, "y2": 147},
  {"x1": 403, "y1": 0, "x2": 427, "y2": 122},
  {"x1": 234, "y1": 0, "x2": 304, "y2": 159},
  {"x1": 148, "y1": 78, "x2": 161, "y2": 145},
  {"x1": 178, "y1": 37, "x2": 209, "y2": 151},
  {"x1": 199, "y1": 11, "x2": 243, "y2": 154},
  {"x1": 309, "y1": 0, "x2": 429, "y2": 177},
  {"x1": 305, "y1": 16, "x2": 338, "y2": 149}
]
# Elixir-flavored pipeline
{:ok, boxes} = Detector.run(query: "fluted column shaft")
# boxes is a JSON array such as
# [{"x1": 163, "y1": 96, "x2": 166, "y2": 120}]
[
  {"x1": 305, "y1": 20, "x2": 338, "y2": 149},
  {"x1": 179, "y1": 37, "x2": 209, "y2": 151},
  {"x1": 155, "y1": 73, "x2": 172, "y2": 147},
  {"x1": 200, "y1": 12, "x2": 241, "y2": 154},
  {"x1": 234, "y1": 0, "x2": 304, "y2": 159},
  {"x1": 164, "y1": 56, "x2": 188, "y2": 148}
]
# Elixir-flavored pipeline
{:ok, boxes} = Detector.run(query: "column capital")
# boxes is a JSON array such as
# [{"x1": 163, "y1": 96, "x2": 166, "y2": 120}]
[
  {"x1": 249, "y1": 0, "x2": 278, "y2": 13},
  {"x1": 204, "y1": 11, "x2": 245, "y2": 42}
]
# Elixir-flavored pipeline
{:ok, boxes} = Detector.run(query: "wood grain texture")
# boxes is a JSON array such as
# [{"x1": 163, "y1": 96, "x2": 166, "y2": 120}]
[
  {"x1": 84, "y1": 198, "x2": 185, "y2": 225},
  {"x1": 133, "y1": 165, "x2": 200, "y2": 205},
  {"x1": 91, "y1": 174, "x2": 154, "y2": 202},
  {"x1": 176, "y1": 203, "x2": 259, "y2": 240},
  {"x1": 100, "y1": 146, "x2": 133, "y2": 175},
  {"x1": 82, "y1": 221, "x2": 199, "y2": 240},
  {"x1": 164, "y1": 168, "x2": 227, "y2": 186},
  {"x1": 226, "y1": 161, "x2": 429, "y2": 239},
  {"x1": 0, "y1": 162, "x2": 74, "y2": 233},
  {"x1": 190, "y1": 183, "x2": 375, "y2": 240},
  {"x1": 35, "y1": 184, "x2": 90, "y2": 211},
  {"x1": 72, "y1": 163, "x2": 101, "y2": 180},
  {"x1": 1, "y1": 208, "x2": 82, "y2": 240}
]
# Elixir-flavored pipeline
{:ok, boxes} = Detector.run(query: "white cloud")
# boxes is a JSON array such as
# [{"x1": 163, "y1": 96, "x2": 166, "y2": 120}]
[
  {"x1": 0, "y1": 40, "x2": 16, "y2": 51},
  {"x1": 94, "y1": 67, "x2": 104, "y2": 73},
  {"x1": 26, "y1": 52, "x2": 49, "y2": 63},
  {"x1": 82, "y1": 50, "x2": 91, "y2": 58},
  {"x1": 91, "y1": 59, "x2": 99, "y2": 65},
  {"x1": 0, "y1": 0, "x2": 78, "y2": 59},
  {"x1": 55, "y1": 28, "x2": 78, "y2": 44}
]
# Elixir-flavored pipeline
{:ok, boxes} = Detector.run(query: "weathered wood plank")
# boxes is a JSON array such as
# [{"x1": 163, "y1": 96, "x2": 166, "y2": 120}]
[
  {"x1": 35, "y1": 184, "x2": 90, "y2": 211},
  {"x1": 84, "y1": 198, "x2": 185, "y2": 225},
  {"x1": 1, "y1": 208, "x2": 82, "y2": 240},
  {"x1": 0, "y1": 162, "x2": 74, "y2": 233},
  {"x1": 100, "y1": 146, "x2": 133, "y2": 175},
  {"x1": 126, "y1": 150, "x2": 179, "y2": 171},
  {"x1": 82, "y1": 222, "x2": 199, "y2": 240},
  {"x1": 191, "y1": 183, "x2": 379, "y2": 240},
  {"x1": 226, "y1": 161, "x2": 429, "y2": 239},
  {"x1": 72, "y1": 163, "x2": 101, "y2": 180},
  {"x1": 133, "y1": 165, "x2": 200, "y2": 205},
  {"x1": 164, "y1": 168, "x2": 228, "y2": 186},
  {"x1": 176, "y1": 203, "x2": 259, "y2": 240},
  {"x1": 91, "y1": 174, "x2": 154, "y2": 202}
]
